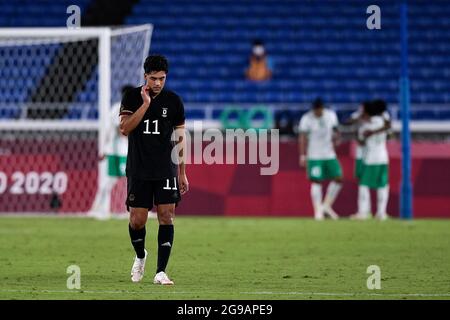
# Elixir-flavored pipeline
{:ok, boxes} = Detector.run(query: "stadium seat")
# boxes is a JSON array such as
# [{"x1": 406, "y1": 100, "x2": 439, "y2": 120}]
[
  {"x1": 1, "y1": 0, "x2": 449, "y2": 119},
  {"x1": 124, "y1": 0, "x2": 450, "y2": 108}
]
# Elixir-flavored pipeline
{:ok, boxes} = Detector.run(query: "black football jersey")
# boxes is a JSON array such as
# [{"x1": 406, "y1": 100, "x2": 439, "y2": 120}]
[{"x1": 119, "y1": 87, "x2": 185, "y2": 180}]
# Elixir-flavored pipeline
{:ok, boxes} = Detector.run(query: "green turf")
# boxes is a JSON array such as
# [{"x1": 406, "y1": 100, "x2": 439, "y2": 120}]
[{"x1": 0, "y1": 216, "x2": 449, "y2": 300}]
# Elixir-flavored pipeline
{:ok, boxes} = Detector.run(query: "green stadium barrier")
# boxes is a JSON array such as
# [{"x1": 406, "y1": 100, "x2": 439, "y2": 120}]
[
  {"x1": 243, "y1": 106, "x2": 273, "y2": 130},
  {"x1": 220, "y1": 107, "x2": 247, "y2": 129},
  {"x1": 220, "y1": 106, "x2": 273, "y2": 130}
]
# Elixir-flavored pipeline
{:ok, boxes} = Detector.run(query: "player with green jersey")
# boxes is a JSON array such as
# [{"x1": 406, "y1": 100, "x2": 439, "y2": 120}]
[{"x1": 298, "y1": 98, "x2": 343, "y2": 220}]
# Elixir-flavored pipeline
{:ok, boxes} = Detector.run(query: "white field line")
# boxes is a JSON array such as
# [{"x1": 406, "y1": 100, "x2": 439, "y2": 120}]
[{"x1": 1, "y1": 289, "x2": 450, "y2": 298}]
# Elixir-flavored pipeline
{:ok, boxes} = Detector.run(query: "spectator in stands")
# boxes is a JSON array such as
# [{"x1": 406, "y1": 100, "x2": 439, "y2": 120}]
[{"x1": 245, "y1": 40, "x2": 273, "y2": 81}]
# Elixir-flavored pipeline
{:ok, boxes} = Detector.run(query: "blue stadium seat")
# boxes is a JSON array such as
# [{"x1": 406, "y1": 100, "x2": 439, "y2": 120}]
[
  {"x1": 1, "y1": 0, "x2": 449, "y2": 119},
  {"x1": 125, "y1": 0, "x2": 450, "y2": 107}
]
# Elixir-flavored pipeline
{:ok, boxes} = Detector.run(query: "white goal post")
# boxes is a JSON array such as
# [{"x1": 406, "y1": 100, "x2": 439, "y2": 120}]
[{"x1": 0, "y1": 25, "x2": 153, "y2": 217}]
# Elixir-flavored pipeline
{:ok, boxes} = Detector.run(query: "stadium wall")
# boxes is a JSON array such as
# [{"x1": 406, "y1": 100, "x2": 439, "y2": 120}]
[
  {"x1": 173, "y1": 141, "x2": 450, "y2": 218},
  {"x1": 1, "y1": 140, "x2": 449, "y2": 218}
]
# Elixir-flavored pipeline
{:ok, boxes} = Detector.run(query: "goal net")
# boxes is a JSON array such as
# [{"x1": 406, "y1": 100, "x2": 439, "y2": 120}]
[{"x1": 0, "y1": 25, "x2": 153, "y2": 218}]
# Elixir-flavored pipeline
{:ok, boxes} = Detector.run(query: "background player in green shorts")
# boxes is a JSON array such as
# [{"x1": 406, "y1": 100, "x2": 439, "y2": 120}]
[
  {"x1": 343, "y1": 101, "x2": 370, "y2": 181},
  {"x1": 299, "y1": 98, "x2": 343, "y2": 220},
  {"x1": 353, "y1": 100, "x2": 391, "y2": 220},
  {"x1": 90, "y1": 85, "x2": 133, "y2": 219},
  {"x1": 344, "y1": 101, "x2": 391, "y2": 218}
]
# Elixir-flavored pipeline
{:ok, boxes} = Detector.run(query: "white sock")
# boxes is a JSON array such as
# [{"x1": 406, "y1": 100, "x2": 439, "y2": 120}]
[
  {"x1": 358, "y1": 185, "x2": 371, "y2": 217},
  {"x1": 377, "y1": 186, "x2": 389, "y2": 218},
  {"x1": 311, "y1": 183, "x2": 323, "y2": 218},
  {"x1": 323, "y1": 181, "x2": 342, "y2": 208}
]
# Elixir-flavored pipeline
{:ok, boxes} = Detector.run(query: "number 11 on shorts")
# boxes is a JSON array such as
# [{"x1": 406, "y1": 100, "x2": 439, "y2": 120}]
[{"x1": 163, "y1": 177, "x2": 177, "y2": 190}]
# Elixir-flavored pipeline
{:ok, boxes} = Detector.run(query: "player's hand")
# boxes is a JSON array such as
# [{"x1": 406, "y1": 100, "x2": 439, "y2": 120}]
[
  {"x1": 179, "y1": 174, "x2": 189, "y2": 195},
  {"x1": 141, "y1": 85, "x2": 151, "y2": 106},
  {"x1": 333, "y1": 137, "x2": 342, "y2": 148},
  {"x1": 363, "y1": 129, "x2": 373, "y2": 138},
  {"x1": 333, "y1": 131, "x2": 341, "y2": 147},
  {"x1": 358, "y1": 138, "x2": 367, "y2": 146},
  {"x1": 299, "y1": 155, "x2": 306, "y2": 168}
]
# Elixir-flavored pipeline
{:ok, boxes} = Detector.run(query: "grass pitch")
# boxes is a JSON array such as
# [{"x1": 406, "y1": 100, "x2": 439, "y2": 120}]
[{"x1": 0, "y1": 216, "x2": 449, "y2": 300}]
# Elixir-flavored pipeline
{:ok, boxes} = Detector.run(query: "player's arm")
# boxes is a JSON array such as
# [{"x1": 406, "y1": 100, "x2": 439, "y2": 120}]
[
  {"x1": 331, "y1": 111, "x2": 341, "y2": 147},
  {"x1": 119, "y1": 86, "x2": 151, "y2": 136},
  {"x1": 332, "y1": 126, "x2": 341, "y2": 147},
  {"x1": 342, "y1": 115, "x2": 360, "y2": 126},
  {"x1": 342, "y1": 118, "x2": 358, "y2": 126},
  {"x1": 363, "y1": 118, "x2": 392, "y2": 137},
  {"x1": 298, "y1": 116, "x2": 309, "y2": 168},
  {"x1": 173, "y1": 95, "x2": 188, "y2": 195},
  {"x1": 357, "y1": 137, "x2": 365, "y2": 145},
  {"x1": 298, "y1": 132, "x2": 307, "y2": 168},
  {"x1": 342, "y1": 106, "x2": 363, "y2": 126},
  {"x1": 174, "y1": 124, "x2": 189, "y2": 195}
]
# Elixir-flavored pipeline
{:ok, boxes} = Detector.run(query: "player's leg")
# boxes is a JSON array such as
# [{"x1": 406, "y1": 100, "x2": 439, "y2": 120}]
[
  {"x1": 356, "y1": 184, "x2": 371, "y2": 219},
  {"x1": 91, "y1": 155, "x2": 123, "y2": 219},
  {"x1": 322, "y1": 159, "x2": 343, "y2": 219},
  {"x1": 126, "y1": 177, "x2": 152, "y2": 282},
  {"x1": 129, "y1": 207, "x2": 149, "y2": 258},
  {"x1": 354, "y1": 158, "x2": 363, "y2": 181},
  {"x1": 376, "y1": 186, "x2": 389, "y2": 220},
  {"x1": 92, "y1": 177, "x2": 116, "y2": 219},
  {"x1": 90, "y1": 158, "x2": 109, "y2": 216},
  {"x1": 355, "y1": 164, "x2": 375, "y2": 220},
  {"x1": 349, "y1": 157, "x2": 364, "y2": 218},
  {"x1": 153, "y1": 177, "x2": 181, "y2": 285},
  {"x1": 129, "y1": 207, "x2": 149, "y2": 282},
  {"x1": 307, "y1": 160, "x2": 324, "y2": 220},
  {"x1": 156, "y1": 204, "x2": 175, "y2": 274},
  {"x1": 154, "y1": 203, "x2": 175, "y2": 285},
  {"x1": 375, "y1": 164, "x2": 389, "y2": 220},
  {"x1": 310, "y1": 181, "x2": 323, "y2": 220},
  {"x1": 105, "y1": 176, "x2": 118, "y2": 217}
]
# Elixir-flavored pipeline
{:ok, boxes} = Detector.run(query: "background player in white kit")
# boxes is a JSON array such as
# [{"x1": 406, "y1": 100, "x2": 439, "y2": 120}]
[
  {"x1": 344, "y1": 100, "x2": 391, "y2": 218},
  {"x1": 298, "y1": 98, "x2": 343, "y2": 220},
  {"x1": 355, "y1": 100, "x2": 391, "y2": 220},
  {"x1": 90, "y1": 85, "x2": 133, "y2": 219},
  {"x1": 345, "y1": 102, "x2": 371, "y2": 183},
  {"x1": 347, "y1": 101, "x2": 391, "y2": 182}
]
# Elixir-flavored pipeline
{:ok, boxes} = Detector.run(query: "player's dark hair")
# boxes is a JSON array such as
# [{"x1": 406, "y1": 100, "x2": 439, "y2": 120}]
[
  {"x1": 364, "y1": 99, "x2": 387, "y2": 116},
  {"x1": 361, "y1": 100, "x2": 371, "y2": 109},
  {"x1": 144, "y1": 54, "x2": 169, "y2": 74},
  {"x1": 312, "y1": 97, "x2": 325, "y2": 109},
  {"x1": 372, "y1": 99, "x2": 387, "y2": 114},
  {"x1": 252, "y1": 39, "x2": 264, "y2": 46}
]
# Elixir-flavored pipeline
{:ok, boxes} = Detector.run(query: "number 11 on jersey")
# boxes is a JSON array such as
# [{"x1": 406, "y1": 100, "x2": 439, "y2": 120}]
[
  {"x1": 143, "y1": 119, "x2": 160, "y2": 134},
  {"x1": 163, "y1": 177, "x2": 177, "y2": 190}
]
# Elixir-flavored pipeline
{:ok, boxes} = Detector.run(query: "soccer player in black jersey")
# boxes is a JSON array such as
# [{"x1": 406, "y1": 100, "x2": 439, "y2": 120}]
[{"x1": 119, "y1": 55, "x2": 188, "y2": 285}]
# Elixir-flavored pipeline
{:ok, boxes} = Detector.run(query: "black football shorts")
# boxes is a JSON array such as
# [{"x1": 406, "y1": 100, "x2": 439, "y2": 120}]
[{"x1": 126, "y1": 176, "x2": 181, "y2": 211}]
